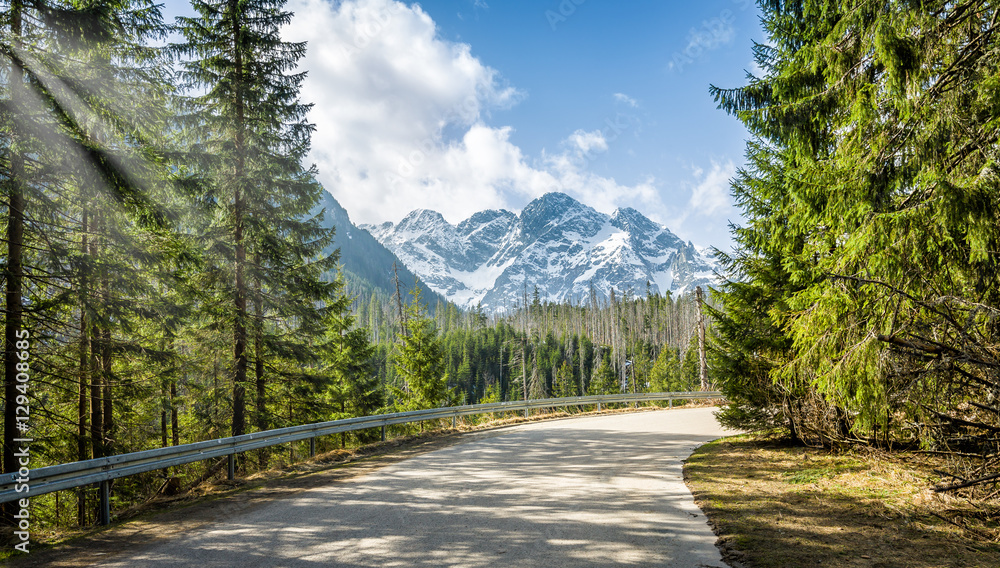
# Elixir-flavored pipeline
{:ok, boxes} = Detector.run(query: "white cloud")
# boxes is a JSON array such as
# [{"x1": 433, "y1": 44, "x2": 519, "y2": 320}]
[
  {"x1": 685, "y1": 17, "x2": 735, "y2": 53},
  {"x1": 282, "y1": 0, "x2": 741, "y2": 252},
  {"x1": 564, "y1": 129, "x2": 608, "y2": 158},
  {"x1": 667, "y1": 12, "x2": 737, "y2": 72},
  {"x1": 285, "y1": 0, "x2": 522, "y2": 221},
  {"x1": 613, "y1": 93, "x2": 638, "y2": 108},
  {"x1": 283, "y1": 0, "x2": 663, "y2": 227},
  {"x1": 663, "y1": 160, "x2": 737, "y2": 244},
  {"x1": 689, "y1": 160, "x2": 736, "y2": 215}
]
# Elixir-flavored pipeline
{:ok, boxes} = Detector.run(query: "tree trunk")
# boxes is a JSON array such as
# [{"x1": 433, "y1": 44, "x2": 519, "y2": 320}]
[
  {"x1": 90, "y1": 215, "x2": 104, "y2": 460},
  {"x1": 90, "y1": 330, "x2": 103, "y2": 459},
  {"x1": 695, "y1": 286, "x2": 708, "y2": 391},
  {"x1": 102, "y1": 319, "x2": 113, "y2": 455},
  {"x1": 254, "y1": 265, "x2": 266, "y2": 433},
  {"x1": 254, "y1": 269, "x2": 267, "y2": 467},
  {"x1": 77, "y1": 207, "x2": 90, "y2": 525},
  {"x1": 170, "y1": 377, "x2": 179, "y2": 446},
  {"x1": 785, "y1": 398, "x2": 800, "y2": 443},
  {"x1": 230, "y1": 0, "x2": 248, "y2": 440},
  {"x1": 2, "y1": 0, "x2": 27, "y2": 528},
  {"x1": 161, "y1": 383, "x2": 168, "y2": 447},
  {"x1": 161, "y1": 362, "x2": 169, "y2": 448},
  {"x1": 393, "y1": 262, "x2": 406, "y2": 340}
]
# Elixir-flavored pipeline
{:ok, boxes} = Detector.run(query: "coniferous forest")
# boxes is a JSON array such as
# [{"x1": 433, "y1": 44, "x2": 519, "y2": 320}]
[
  {"x1": 7, "y1": 0, "x2": 997, "y2": 539},
  {"x1": 709, "y1": 1, "x2": 999, "y2": 497},
  {"x1": 0, "y1": 0, "x2": 711, "y2": 530}
]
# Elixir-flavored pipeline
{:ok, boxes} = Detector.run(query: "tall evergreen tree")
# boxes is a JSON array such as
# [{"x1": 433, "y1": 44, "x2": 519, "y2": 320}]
[
  {"x1": 172, "y1": 0, "x2": 336, "y2": 437},
  {"x1": 2, "y1": 0, "x2": 176, "y2": 525},
  {"x1": 553, "y1": 362, "x2": 576, "y2": 398},
  {"x1": 711, "y1": 0, "x2": 1000, "y2": 466},
  {"x1": 587, "y1": 350, "x2": 618, "y2": 395},
  {"x1": 650, "y1": 347, "x2": 681, "y2": 394}
]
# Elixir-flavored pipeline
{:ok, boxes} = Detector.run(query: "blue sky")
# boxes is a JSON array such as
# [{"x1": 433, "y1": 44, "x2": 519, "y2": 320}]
[
  {"x1": 163, "y1": 0, "x2": 766, "y2": 251},
  {"x1": 424, "y1": 0, "x2": 760, "y2": 184}
]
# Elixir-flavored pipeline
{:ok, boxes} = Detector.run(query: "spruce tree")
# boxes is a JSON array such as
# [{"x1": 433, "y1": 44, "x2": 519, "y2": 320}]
[
  {"x1": 2, "y1": 0, "x2": 176, "y2": 525},
  {"x1": 553, "y1": 362, "x2": 576, "y2": 398},
  {"x1": 650, "y1": 347, "x2": 681, "y2": 393},
  {"x1": 711, "y1": 0, "x2": 1000, "y2": 461},
  {"x1": 172, "y1": 0, "x2": 336, "y2": 437},
  {"x1": 587, "y1": 351, "x2": 618, "y2": 395},
  {"x1": 323, "y1": 269, "x2": 382, "y2": 441},
  {"x1": 393, "y1": 289, "x2": 452, "y2": 411}
]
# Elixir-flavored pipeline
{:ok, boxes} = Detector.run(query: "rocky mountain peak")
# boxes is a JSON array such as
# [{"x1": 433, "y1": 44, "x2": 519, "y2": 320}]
[
  {"x1": 611, "y1": 207, "x2": 660, "y2": 235},
  {"x1": 361, "y1": 192, "x2": 719, "y2": 311},
  {"x1": 396, "y1": 209, "x2": 450, "y2": 234}
]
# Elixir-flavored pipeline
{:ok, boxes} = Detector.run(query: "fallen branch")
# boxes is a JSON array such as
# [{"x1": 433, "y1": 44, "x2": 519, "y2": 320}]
[
  {"x1": 877, "y1": 333, "x2": 943, "y2": 355},
  {"x1": 915, "y1": 449, "x2": 988, "y2": 459},
  {"x1": 925, "y1": 408, "x2": 1000, "y2": 433},
  {"x1": 969, "y1": 401, "x2": 1000, "y2": 416},
  {"x1": 184, "y1": 458, "x2": 228, "y2": 492},
  {"x1": 928, "y1": 511, "x2": 997, "y2": 542},
  {"x1": 934, "y1": 471, "x2": 1000, "y2": 492}
]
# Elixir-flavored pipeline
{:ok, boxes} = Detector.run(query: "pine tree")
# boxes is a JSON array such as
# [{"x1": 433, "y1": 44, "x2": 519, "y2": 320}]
[
  {"x1": 587, "y1": 351, "x2": 618, "y2": 395},
  {"x1": 711, "y1": 0, "x2": 1000, "y2": 462},
  {"x1": 650, "y1": 348, "x2": 681, "y2": 393},
  {"x1": 393, "y1": 289, "x2": 452, "y2": 411},
  {"x1": 553, "y1": 362, "x2": 576, "y2": 398},
  {"x1": 172, "y1": 0, "x2": 336, "y2": 437},
  {"x1": 2, "y1": 0, "x2": 178, "y2": 525},
  {"x1": 323, "y1": 269, "x2": 382, "y2": 442},
  {"x1": 680, "y1": 341, "x2": 701, "y2": 392}
]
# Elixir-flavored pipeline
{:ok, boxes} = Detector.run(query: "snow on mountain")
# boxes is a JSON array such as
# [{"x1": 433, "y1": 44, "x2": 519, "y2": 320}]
[{"x1": 359, "y1": 192, "x2": 719, "y2": 311}]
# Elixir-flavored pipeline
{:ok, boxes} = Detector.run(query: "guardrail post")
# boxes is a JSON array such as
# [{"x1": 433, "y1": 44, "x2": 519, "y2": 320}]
[
  {"x1": 227, "y1": 454, "x2": 235, "y2": 481},
  {"x1": 381, "y1": 425, "x2": 386, "y2": 442},
  {"x1": 669, "y1": 398, "x2": 673, "y2": 408},
  {"x1": 523, "y1": 408, "x2": 528, "y2": 418},
  {"x1": 99, "y1": 480, "x2": 111, "y2": 526},
  {"x1": 597, "y1": 402, "x2": 602, "y2": 412},
  {"x1": 452, "y1": 416, "x2": 456, "y2": 429},
  {"x1": 309, "y1": 438, "x2": 316, "y2": 457}
]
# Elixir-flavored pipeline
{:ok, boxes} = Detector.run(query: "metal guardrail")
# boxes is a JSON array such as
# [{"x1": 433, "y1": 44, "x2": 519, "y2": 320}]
[{"x1": 0, "y1": 391, "x2": 721, "y2": 524}]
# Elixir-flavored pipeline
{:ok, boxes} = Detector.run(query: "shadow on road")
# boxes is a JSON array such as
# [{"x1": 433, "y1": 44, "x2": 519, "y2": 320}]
[{"x1": 89, "y1": 410, "x2": 733, "y2": 567}]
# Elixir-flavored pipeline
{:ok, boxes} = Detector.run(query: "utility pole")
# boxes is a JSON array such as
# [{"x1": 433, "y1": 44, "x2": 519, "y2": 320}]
[{"x1": 695, "y1": 286, "x2": 708, "y2": 391}]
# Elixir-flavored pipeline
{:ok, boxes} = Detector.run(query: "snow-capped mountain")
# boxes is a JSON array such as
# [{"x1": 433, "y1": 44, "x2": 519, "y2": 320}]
[{"x1": 360, "y1": 192, "x2": 719, "y2": 311}]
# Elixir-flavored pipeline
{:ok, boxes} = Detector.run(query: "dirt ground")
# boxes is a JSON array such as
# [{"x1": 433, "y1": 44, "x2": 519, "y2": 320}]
[{"x1": 685, "y1": 434, "x2": 1000, "y2": 568}]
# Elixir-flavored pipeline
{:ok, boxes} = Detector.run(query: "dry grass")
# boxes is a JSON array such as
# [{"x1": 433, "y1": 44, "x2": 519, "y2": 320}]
[{"x1": 685, "y1": 434, "x2": 1000, "y2": 568}]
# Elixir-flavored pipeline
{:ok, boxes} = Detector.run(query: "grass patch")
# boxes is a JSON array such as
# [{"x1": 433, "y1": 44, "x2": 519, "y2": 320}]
[{"x1": 685, "y1": 434, "x2": 1000, "y2": 568}]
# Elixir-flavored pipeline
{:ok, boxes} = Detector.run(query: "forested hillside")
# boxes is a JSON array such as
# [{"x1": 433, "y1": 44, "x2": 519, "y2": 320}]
[
  {"x1": 710, "y1": 0, "x2": 999, "y2": 496},
  {"x1": 365, "y1": 286, "x2": 710, "y2": 407},
  {"x1": 312, "y1": 189, "x2": 444, "y2": 306},
  {"x1": 0, "y1": 0, "x2": 714, "y2": 531}
]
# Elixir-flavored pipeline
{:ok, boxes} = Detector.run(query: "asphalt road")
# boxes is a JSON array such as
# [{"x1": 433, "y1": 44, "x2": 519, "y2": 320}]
[{"x1": 96, "y1": 407, "x2": 733, "y2": 567}]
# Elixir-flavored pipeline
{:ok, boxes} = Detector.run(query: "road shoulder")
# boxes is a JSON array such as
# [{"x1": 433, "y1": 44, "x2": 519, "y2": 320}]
[{"x1": 684, "y1": 434, "x2": 1000, "y2": 568}]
